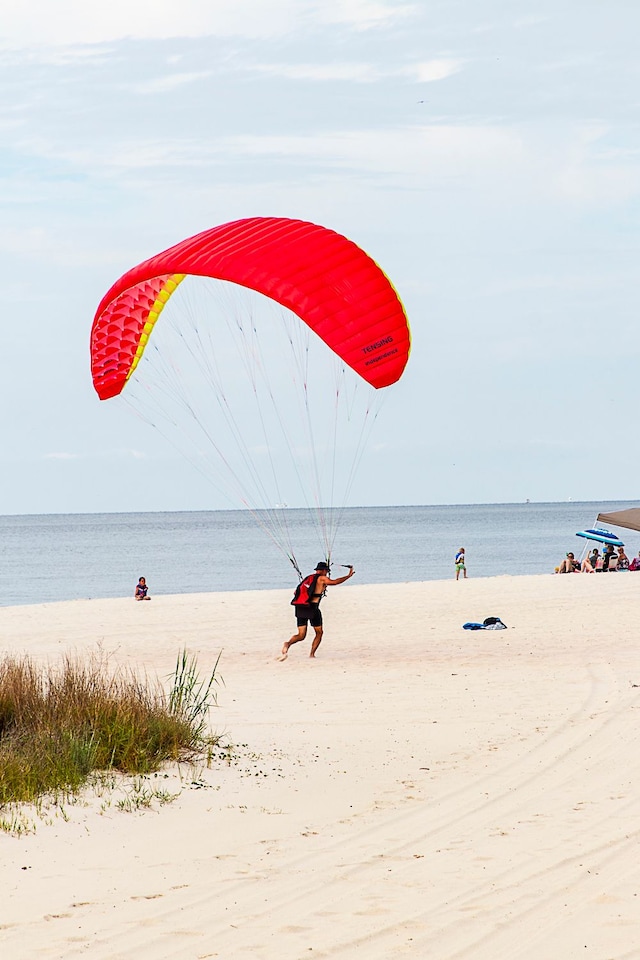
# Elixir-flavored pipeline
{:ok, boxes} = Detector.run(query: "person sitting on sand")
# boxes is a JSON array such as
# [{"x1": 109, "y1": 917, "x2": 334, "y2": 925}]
[
  {"x1": 616, "y1": 546, "x2": 630, "y2": 571},
  {"x1": 580, "y1": 551, "x2": 597, "y2": 572},
  {"x1": 602, "y1": 544, "x2": 618, "y2": 572},
  {"x1": 630, "y1": 551, "x2": 640, "y2": 571},
  {"x1": 557, "y1": 552, "x2": 578, "y2": 573},
  {"x1": 279, "y1": 561, "x2": 355, "y2": 661},
  {"x1": 135, "y1": 577, "x2": 150, "y2": 600}
]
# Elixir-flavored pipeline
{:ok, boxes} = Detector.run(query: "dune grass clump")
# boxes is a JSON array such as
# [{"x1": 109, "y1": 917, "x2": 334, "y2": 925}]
[{"x1": 0, "y1": 649, "x2": 221, "y2": 807}]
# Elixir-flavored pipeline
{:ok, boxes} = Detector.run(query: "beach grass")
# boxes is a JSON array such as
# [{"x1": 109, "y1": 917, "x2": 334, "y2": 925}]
[{"x1": 0, "y1": 649, "x2": 221, "y2": 807}]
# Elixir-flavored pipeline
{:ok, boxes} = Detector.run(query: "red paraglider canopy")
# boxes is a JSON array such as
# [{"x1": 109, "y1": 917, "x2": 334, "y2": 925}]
[{"x1": 90, "y1": 217, "x2": 410, "y2": 400}]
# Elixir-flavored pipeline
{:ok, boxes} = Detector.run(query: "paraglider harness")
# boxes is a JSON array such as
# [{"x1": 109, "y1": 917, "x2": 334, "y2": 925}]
[{"x1": 291, "y1": 572, "x2": 323, "y2": 606}]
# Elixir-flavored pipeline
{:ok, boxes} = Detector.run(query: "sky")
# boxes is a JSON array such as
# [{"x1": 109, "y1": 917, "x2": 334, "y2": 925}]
[{"x1": 2, "y1": 0, "x2": 640, "y2": 514}]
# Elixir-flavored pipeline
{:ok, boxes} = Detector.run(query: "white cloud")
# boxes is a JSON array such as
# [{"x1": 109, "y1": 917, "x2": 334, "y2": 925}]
[
  {"x1": 44, "y1": 452, "x2": 83, "y2": 460},
  {"x1": 0, "y1": 227, "x2": 49, "y2": 255},
  {"x1": 0, "y1": 223, "x2": 126, "y2": 268},
  {"x1": 44, "y1": 449, "x2": 148, "y2": 460},
  {"x1": 513, "y1": 15, "x2": 550, "y2": 28},
  {"x1": 10, "y1": 106, "x2": 640, "y2": 216},
  {"x1": 413, "y1": 59, "x2": 464, "y2": 83},
  {"x1": 315, "y1": 0, "x2": 416, "y2": 29},
  {"x1": 0, "y1": 0, "x2": 416, "y2": 48},
  {"x1": 218, "y1": 125, "x2": 526, "y2": 183},
  {"x1": 248, "y1": 61, "x2": 382, "y2": 83},
  {"x1": 215, "y1": 123, "x2": 640, "y2": 209},
  {"x1": 0, "y1": 1, "x2": 299, "y2": 46},
  {"x1": 134, "y1": 71, "x2": 214, "y2": 94},
  {"x1": 0, "y1": 45, "x2": 119, "y2": 66},
  {"x1": 246, "y1": 58, "x2": 462, "y2": 84},
  {"x1": 6, "y1": 124, "x2": 525, "y2": 184}
]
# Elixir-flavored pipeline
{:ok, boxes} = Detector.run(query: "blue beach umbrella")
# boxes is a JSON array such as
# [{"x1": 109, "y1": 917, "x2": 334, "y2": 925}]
[{"x1": 575, "y1": 528, "x2": 625, "y2": 547}]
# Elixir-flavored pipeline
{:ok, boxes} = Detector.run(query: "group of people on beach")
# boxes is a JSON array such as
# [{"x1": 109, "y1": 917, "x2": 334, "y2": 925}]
[
  {"x1": 134, "y1": 548, "x2": 472, "y2": 662},
  {"x1": 555, "y1": 544, "x2": 640, "y2": 574},
  {"x1": 139, "y1": 532, "x2": 639, "y2": 662}
]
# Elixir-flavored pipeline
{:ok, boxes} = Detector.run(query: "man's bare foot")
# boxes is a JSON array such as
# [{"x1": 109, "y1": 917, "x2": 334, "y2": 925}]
[
  {"x1": 277, "y1": 653, "x2": 288, "y2": 661},
  {"x1": 277, "y1": 642, "x2": 290, "y2": 662}
]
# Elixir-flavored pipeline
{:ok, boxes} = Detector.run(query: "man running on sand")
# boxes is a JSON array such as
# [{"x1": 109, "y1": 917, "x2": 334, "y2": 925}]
[{"x1": 279, "y1": 561, "x2": 355, "y2": 661}]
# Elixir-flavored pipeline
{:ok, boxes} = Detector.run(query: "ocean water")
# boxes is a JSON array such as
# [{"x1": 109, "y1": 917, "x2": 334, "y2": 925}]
[{"x1": 1, "y1": 500, "x2": 638, "y2": 607}]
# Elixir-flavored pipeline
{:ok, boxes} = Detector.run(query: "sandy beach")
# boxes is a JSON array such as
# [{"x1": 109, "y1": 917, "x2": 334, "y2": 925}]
[{"x1": 2, "y1": 573, "x2": 640, "y2": 959}]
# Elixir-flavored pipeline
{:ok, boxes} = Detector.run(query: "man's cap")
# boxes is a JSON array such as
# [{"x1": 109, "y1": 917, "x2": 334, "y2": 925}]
[{"x1": 315, "y1": 561, "x2": 329, "y2": 570}]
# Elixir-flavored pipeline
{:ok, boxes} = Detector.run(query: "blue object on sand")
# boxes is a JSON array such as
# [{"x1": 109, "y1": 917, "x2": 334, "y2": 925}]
[
  {"x1": 463, "y1": 617, "x2": 507, "y2": 631},
  {"x1": 575, "y1": 529, "x2": 624, "y2": 547}
]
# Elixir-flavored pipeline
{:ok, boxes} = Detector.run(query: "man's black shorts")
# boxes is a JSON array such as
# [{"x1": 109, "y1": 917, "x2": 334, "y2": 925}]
[{"x1": 295, "y1": 603, "x2": 323, "y2": 627}]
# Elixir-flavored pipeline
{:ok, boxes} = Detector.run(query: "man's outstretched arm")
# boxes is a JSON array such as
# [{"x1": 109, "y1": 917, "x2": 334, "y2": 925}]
[{"x1": 322, "y1": 567, "x2": 355, "y2": 587}]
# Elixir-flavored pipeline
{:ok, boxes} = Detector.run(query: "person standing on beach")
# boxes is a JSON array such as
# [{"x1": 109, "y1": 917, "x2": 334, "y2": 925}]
[
  {"x1": 455, "y1": 548, "x2": 467, "y2": 580},
  {"x1": 279, "y1": 561, "x2": 355, "y2": 661}
]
